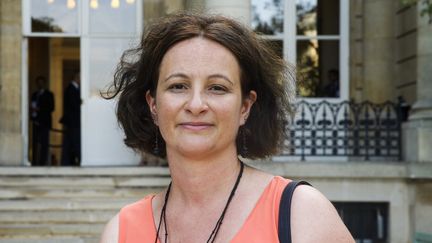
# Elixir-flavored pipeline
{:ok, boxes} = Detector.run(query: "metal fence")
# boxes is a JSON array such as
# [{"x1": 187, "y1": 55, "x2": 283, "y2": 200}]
[{"x1": 282, "y1": 100, "x2": 402, "y2": 161}]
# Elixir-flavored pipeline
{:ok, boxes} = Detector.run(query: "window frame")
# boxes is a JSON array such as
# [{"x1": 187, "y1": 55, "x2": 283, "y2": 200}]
[
  {"x1": 22, "y1": 0, "x2": 82, "y2": 37},
  {"x1": 21, "y1": 0, "x2": 144, "y2": 166},
  {"x1": 252, "y1": 0, "x2": 349, "y2": 101}
]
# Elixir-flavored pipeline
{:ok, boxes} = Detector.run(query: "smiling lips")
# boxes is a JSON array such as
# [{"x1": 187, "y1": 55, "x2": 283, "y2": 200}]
[{"x1": 179, "y1": 122, "x2": 213, "y2": 131}]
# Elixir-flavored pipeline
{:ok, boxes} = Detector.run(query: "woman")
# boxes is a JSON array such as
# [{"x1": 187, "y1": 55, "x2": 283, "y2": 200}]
[{"x1": 101, "y1": 13, "x2": 354, "y2": 243}]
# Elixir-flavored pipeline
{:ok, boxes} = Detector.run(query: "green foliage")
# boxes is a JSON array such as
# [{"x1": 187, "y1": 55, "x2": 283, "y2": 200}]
[{"x1": 402, "y1": 0, "x2": 432, "y2": 23}]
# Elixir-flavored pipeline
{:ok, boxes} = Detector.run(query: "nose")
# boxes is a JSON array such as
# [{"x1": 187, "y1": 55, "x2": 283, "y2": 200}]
[{"x1": 185, "y1": 89, "x2": 208, "y2": 115}]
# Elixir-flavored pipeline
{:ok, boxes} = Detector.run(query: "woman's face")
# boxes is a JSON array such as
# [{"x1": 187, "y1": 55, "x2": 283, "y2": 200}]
[{"x1": 146, "y1": 37, "x2": 256, "y2": 159}]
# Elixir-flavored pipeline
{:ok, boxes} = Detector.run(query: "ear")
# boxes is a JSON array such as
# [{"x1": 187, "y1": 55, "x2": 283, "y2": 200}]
[
  {"x1": 240, "y1": 90, "x2": 257, "y2": 126},
  {"x1": 145, "y1": 91, "x2": 158, "y2": 125}
]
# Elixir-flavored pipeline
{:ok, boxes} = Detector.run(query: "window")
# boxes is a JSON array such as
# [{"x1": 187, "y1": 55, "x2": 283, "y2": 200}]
[
  {"x1": 251, "y1": 0, "x2": 284, "y2": 57},
  {"x1": 251, "y1": 0, "x2": 349, "y2": 99},
  {"x1": 22, "y1": 0, "x2": 143, "y2": 166},
  {"x1": 25, "y1": 0, "x2": 80, "y2": 35},
  {"x1": 334, "y1": 202, "x2": 389, "y2": 243},
  {"x1": 89, "y1": 0, "x2": 137, "y2": 35}
]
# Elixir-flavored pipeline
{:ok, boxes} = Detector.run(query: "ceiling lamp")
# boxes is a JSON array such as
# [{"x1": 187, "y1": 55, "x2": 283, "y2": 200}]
[
  {"x1": 125, "y1": 0, "x2": 135, "y2": 4},
  {"x1": 111, "y1": 0, "x2": 120, "y2": 8},
  {"x1": 90, "y1": 0, "x2": 99, "y2": 9},
  {"x1": 47, "y1": 0, "x2": 54, "y2": 4},
  {"x1": 67, "y1": 0, "x2": 76, "y2": 9}
]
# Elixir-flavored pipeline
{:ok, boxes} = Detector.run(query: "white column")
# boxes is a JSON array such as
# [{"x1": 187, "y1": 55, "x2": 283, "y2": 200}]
[
  {"x1": 362, "y1": 0, "x2": 395, "y2": 103},
  {"x1": 403, "y1": 2, "x2": 432, "y2": 163},
  {"x1": 409, "y1": 3, "x2": 432, "y2": 121},
  {"x1": 204, "y1": 0, "x2": 250, "y2": 25},
  {"x1": 0, "y1": 0, "x2": 23, "y2": 165}
]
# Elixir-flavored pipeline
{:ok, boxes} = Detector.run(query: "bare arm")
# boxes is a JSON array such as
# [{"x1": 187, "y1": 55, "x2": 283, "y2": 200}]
[
  {"x1": 100, "y1": 213, "x2": 119, "y2": 243},
  {"x1": 291, "y1": 185, "x2": 355, "y2": 243}
]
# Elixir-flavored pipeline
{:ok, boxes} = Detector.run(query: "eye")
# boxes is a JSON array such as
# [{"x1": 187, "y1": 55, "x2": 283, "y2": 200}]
[
  {"x1": 168, "y1": 83, "x2": 187, "y2": 91},
  {"x1": 209, "y1": 85, "x2": 228, "y2": 94}
]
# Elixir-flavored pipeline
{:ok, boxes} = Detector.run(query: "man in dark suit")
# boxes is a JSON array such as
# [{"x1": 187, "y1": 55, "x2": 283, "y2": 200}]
[
  {"x1": 60, "y1": 72, "x2": 81, "y2": 166},
  {"x1": 30, "y1": 76, "x2": 54, "y2": 166}
]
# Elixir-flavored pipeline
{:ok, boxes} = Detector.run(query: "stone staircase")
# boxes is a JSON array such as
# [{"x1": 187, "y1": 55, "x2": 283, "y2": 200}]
[{"x1": 0, "y1": 167, "x2": 170, "y2": 243}]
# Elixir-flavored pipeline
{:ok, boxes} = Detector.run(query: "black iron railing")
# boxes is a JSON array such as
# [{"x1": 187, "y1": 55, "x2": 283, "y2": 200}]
[{"x1": 282, "y1": 100, "x2": 402, "y2": 161}]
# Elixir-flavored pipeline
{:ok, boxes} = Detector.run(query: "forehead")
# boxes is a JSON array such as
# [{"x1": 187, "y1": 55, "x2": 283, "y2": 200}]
[{"x1": 159, "y1": 37, "x2": 241, "y2": 79}]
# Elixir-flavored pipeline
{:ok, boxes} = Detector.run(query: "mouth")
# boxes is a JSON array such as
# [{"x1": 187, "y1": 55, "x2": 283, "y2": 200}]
[{"x1": 178, "y1": 122, "x2": 213, "y2": 131}]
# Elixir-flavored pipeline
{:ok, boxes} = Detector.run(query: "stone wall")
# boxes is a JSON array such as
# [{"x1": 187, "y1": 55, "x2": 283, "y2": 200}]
[
  {"x1": 349, "y1": 0, "x2": 365, "y2": 102},
  {"x1": 350, "y1": 0, "x2": 420, "y2": 105},
  {"x1": 402, "y1": 1, "x2": 432, "y2": 163},
  {"x1": 362, "y1": 0, "x2": 396, "y2": 103},
  {"x1": 204, "y1": 0, "x2": 250, "y2": 24},
  {"x1": 395, "y1": 2, "x2": 418, "y2": 105},
  {"x1": 414, "y1": 182, "x2": 432, "y2": 235},
  {"x1": 0, "y1": 0, "x2": 22, "y2": 165}
]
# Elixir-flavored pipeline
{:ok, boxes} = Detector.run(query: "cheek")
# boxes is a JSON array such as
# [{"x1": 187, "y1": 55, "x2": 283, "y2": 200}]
[
  {"x1": 214, "y1": 99, "x2": 243, "y2": 124},
  {"x1": 156, "y1": 94, "x2": 188, "y2": 129},
  {"x1": 156, "y1": 92, "x2": 179, "y2": 111},
  {"x1": 157, "y1": 103, "x2": 177, "y2": 122}
]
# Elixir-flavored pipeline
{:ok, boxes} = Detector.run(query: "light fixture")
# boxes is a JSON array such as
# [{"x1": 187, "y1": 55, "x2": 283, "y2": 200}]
[
  {"x1": 90, "y1": 0, "x2": 99, "y2": 9},
  {"x1": 111, "y1": 0, "x2": 120, "y2": 8},
  {"x1": 125, "y1": 0, "x2": 135, "y2": 4},
  {"x1": 67, "y1": 0, "x2": 76, "y2": 9},
  {"x1": 47, "y1": 0, "x2": 54, "y2": 4}
]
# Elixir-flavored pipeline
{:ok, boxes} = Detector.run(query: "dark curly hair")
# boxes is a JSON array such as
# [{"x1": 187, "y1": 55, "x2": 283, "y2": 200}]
[{"x1": 105, "y1": 12, "x2": 296, "y2": 159}]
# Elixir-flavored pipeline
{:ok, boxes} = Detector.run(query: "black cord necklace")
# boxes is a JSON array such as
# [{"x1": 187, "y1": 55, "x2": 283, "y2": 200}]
[{"x1": 154, "y1": 161, "x2": 245, "y2": 243}]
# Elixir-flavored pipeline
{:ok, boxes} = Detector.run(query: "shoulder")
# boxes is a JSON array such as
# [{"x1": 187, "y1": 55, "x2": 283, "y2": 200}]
[
  {"x1": 291, "y1": 185, "x2": 354, "y2": 242},
  {"x1": 100, "y1": 213, "x2": 119, "y2": 243}
]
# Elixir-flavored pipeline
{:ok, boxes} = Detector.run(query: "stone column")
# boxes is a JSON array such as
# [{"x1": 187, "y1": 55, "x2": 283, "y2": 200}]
[
  {"x1": 186, "y1": 0, "x2": 205, "y2": 12},
  {"x1": 0, "y1": 0, "x2": 23, "y2": 165},
  {"x1": 362, "y1": 0, "x2": 395, "y2": 103},
  {"x1": 403, "y1": 2, "x2": 432, "y2": 163},
  {"x1": 204, "y1": 0, "x2": 250, "y2": 25}
]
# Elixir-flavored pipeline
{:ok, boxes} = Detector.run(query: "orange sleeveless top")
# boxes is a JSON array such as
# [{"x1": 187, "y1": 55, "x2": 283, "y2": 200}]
[{"x1": 119, "y1": 176, "x2": 290, "y2": 243}]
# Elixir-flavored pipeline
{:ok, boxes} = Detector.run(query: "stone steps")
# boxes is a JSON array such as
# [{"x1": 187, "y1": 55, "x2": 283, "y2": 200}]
[
  {"x1": 0, "y1": 223, "x2": 104, "y2": 237},
  {"x1": 0, "y1": 210, "x2": 117, "y2": 224},
  {"x1": 0, "y1": 167, "x2": 170, "y2": 241},
  {"x1": 0, "y1": 236, "x2": 99, "y2": 243},
  {"x1": 0, "y1": 187, "x2": 158, "y2": 199},
  {"x1": 0, "y1": 176, "x2": 170, "y2": 188},
  {"x1": 0, "y1": 198, "x2": 136, "y2": 211}
]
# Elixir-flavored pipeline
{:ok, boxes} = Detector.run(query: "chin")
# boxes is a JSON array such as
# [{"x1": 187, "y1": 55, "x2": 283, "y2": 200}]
[{"x1": 178, "y1": 143, "x2": 214, "y2": 155}]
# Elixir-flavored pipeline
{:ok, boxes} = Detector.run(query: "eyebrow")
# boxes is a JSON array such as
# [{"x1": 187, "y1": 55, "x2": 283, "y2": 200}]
[
  {"x1": 163, "y1": 73, "x2": 189, "y2": 83},
  {"x1": 163, "y1": 73, "x2": 234, "y2": 85},
  {"x1": 208, "y1": 74, "x2": 234, "y2": 85}
]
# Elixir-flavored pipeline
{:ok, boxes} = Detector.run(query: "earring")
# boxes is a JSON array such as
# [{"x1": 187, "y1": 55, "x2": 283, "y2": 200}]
[
  {"x1": 151, "y1": 112, "x2": 158, "y2": 125},
  {"x1": 154, "y1": 130, "x2": 160, "y2": 155},
  {"x1": 242, "y1": 129, "x2": 248, "y2": 156}
]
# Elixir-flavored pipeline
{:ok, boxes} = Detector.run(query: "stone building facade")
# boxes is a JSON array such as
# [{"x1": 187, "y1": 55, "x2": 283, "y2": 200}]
[{"x1": 0, "y1": 0, "x2": 431, "y2": 242}]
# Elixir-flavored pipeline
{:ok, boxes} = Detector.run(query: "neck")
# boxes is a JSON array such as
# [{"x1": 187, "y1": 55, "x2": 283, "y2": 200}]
[{"x1": 166, "y1": 146, "x2": 242, "y2": 207}]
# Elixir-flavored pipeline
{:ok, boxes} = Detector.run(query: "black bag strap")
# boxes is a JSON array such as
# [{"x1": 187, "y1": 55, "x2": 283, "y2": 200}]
[{"x1": 278, "y1": 181, "x2": 312, "y2": 243}]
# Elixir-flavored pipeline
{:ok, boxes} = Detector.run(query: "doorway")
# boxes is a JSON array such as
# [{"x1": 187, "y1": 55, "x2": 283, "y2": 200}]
[{"x1": 27, "y1": 37, "x2": 80, "y2": 166}]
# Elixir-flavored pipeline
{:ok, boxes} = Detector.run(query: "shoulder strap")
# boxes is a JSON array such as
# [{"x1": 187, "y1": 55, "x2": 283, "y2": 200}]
[{"x1": 278, "y1": 180, "x2": 312, "y2": 243}]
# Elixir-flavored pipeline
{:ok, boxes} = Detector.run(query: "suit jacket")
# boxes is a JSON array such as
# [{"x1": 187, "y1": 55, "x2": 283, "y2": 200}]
[
  {"x1": 60, "y1": 83, "x2": 81, "y2": 128},
  {"x1": 31, "y1": 89, "x2": 54, "y2": 128}
]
